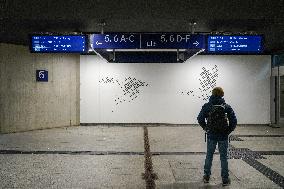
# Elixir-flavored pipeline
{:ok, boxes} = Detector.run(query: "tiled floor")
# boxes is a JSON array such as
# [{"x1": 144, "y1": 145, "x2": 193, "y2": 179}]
[{"x1": 0, "y1": 125, "x2": 283, "y2": 188}]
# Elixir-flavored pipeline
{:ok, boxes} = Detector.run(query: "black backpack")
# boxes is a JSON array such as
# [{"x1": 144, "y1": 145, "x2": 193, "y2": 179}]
[{"x1": 207, "y1": 103, "x2": 229, "y2": 134}]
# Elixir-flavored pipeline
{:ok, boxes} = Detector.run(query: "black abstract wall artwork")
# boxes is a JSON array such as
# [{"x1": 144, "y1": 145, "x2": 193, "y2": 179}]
[
  {"x1": 181, "y1": 65, "x2": 219, "y2": 101},
  {"x1": 99, "y1": 77, "x2": 149, "y2": 110}
]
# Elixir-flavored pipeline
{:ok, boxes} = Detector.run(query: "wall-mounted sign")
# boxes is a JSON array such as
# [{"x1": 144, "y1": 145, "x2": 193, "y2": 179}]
[
  {"x1": 36, "y1": 70, "x2": 48, "y2": 82},
  {"x1": 90, "y1": 33, "x2": 205, "y2": 49},
  {"x1": 30, "y1": 35, "x2": 87, "y2": 53},
  {"x1": 207, "y1": 35, "x2": 263, "y2": 53}
]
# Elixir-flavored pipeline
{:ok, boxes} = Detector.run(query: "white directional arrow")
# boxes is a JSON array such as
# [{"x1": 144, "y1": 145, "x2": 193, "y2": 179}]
[
  {"x1": 96, "y1": 41, "x2": 103, "y2": 45},
  {"x1": 193, "y1": 41, "x2": 199, "y2": 46}
]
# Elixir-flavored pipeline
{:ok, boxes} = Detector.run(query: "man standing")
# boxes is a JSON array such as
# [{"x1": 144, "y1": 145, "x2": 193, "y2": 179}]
[{"x1": 197, "y1": 87, "x2": 237, "y2": 186}]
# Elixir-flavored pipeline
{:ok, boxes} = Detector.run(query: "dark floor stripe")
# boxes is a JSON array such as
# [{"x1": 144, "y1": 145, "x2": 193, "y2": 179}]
[
  {"x1": 0, "y1": 150, "x2": 216, "y2": 156},
  {"x1": 151, "y1": 152, "x2": 208, "y2": 156},
  {"x1": 254, "y1": 151, "x2": 284, "y2": 155},
  {"x1": 229, "y1": 144, "x2": 284, "y2": 188},
  {"x1": 229, "y1": 135, "x2": 244, "y2": 141},
  {"x1": 228, "y1": 148, "x2": 266, "y2": 159},
  {"x1": 0, "y1": 150, "x2": 144, "y2": 155},
  {"x1": 229, "y1": 134, "x2": 284, "y2": 141},
  {"x1": 243, "y1": 157, "x2": 284, "y2": 188},
  {"x1": 80, "y1": 124, "x2": 271, "y2": 128},
  {"x1": 234, "y1": 135, "x2": 284, "y2": 138},
  {"x1": 80, "y1": 123, "x2": 197, "y2": 127},
  {"x1": 143, "y1": 126, "x2": 157, "y2": 189},
  {"x1": 1, "y1": 150, "x2": 283, "y2": 157}
]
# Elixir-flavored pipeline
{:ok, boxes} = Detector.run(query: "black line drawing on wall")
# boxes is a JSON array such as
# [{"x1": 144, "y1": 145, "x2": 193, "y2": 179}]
[
  {"x1": 99, "y1": 77, "x2": 149, "y2": 111},
  {"x1": 181, "y1": 65, "x2": 219, "y2": 101}
]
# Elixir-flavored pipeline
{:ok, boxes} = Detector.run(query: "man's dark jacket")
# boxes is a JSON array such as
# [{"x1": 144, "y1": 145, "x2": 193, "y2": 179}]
[{"x1": 197, "y1": 95, "x2": 237, "y2": 141}]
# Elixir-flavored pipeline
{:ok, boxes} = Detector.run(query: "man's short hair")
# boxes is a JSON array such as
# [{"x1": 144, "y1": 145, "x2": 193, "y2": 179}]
[{"x1": 212, "y1": 87, "x2": 224, "y2": 97}]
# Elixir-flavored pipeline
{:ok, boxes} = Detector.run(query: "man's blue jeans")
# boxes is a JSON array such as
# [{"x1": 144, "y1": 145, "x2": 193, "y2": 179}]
[{"x1": 204, "y1": 138, "x2": 229, "y2": 179}]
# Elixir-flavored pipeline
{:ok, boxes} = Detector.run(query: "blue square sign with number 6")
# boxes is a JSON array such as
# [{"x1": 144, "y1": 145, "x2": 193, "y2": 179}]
[{"x1": 36, "y1": 70, "x2": 48, "y2": 82}]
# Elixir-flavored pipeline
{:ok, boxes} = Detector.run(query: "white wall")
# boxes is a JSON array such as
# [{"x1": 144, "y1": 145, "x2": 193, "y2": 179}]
[
  {"x1": 0, "y1": 43, "x2": 80, "y2": 133},
  {"x1": 80, "y1": 55, "x2": 271, "y2": 124}
]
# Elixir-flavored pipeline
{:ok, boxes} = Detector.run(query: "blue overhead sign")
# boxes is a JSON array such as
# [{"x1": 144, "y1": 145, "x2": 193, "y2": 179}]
[
  {"x1": 30, "y1": 33, "x2": 264, "y2": 54},
  {"x1": 207, "y1": 35, "x2": 263, "y2": 53},
  {"x1": 141, "y1": 34, "x2": 205, "y2": 49},
  {"x1": 90, "y1": 33, "x2": 205, "y2": 49},
  {"x1": 91, "y1": 34, "x2": 140, "y2": 49},
  {"x1": 31, "y1": 35, "x2": 87, "y2": 53}
]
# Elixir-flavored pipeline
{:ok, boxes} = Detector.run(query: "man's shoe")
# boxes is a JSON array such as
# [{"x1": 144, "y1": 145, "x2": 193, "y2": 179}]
[
  {"x1": 222, "y1": 178, "x2": 231, "y2": 186},
  {"x1": 203, "y1": 175, "x2": 210, "y2": 183}
]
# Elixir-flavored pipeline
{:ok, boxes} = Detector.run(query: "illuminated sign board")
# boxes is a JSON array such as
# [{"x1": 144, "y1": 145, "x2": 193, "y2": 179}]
[
  {"x1": 31, "y1": 35, "x2": 87, "y2": 53},
  {"x1": 30, "y1": 34, "x2": 264, "y2": 54},
  {"x1": 141, "y1": 34, "x2": 205, "y2": 49},
  {"x1": 91, "y1": 33, "x2": 205, "y2": 49},
  {"x1": 207, "y1": 35, "x2": 263, "y2": 53}
]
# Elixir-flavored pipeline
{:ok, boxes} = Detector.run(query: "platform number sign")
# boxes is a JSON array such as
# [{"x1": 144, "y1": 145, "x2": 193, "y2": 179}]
[{"x1": 36, "y1": 70, "x2": 48, "y2": 82}]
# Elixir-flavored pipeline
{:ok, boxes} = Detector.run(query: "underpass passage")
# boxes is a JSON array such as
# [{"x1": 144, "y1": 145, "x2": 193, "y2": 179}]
[{"x1": 0, "y1": 125, "x2": 284, "y2": 188}]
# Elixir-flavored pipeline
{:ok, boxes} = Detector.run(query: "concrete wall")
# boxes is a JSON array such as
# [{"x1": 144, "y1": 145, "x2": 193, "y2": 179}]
[
  {"x1": 272, "y1": 66, "x2": 284, "y2": 124},
  {"x1": 270, "y1": 76, "x2": 276, "y2": 124},
  {"x1": 80, "y1": 55, "x2": 271, "y2": 124},
  {"x1": 0, "y1": 43, "x2": 80, "y2": 133}
]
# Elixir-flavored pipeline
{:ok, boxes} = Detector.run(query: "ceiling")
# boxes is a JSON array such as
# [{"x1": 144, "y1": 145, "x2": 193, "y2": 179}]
[{"x1": 1, "y1": 0, "x2": 284, "y2": 53}]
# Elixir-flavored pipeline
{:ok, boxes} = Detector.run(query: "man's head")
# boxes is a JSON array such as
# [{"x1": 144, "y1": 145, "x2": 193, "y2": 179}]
[{"x1": 212, "y1": 87, "x2": 224, "y2": 97}]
